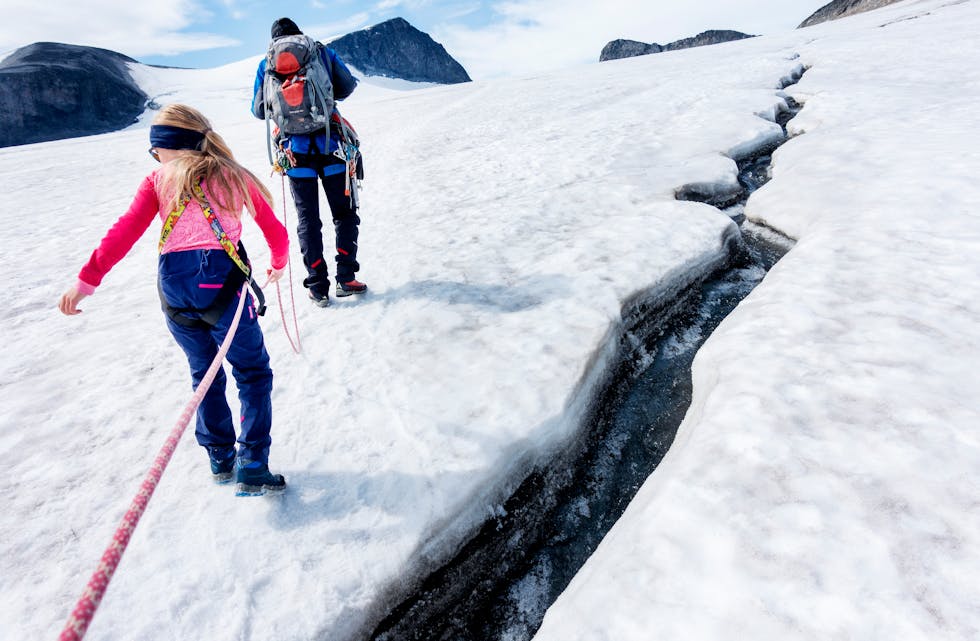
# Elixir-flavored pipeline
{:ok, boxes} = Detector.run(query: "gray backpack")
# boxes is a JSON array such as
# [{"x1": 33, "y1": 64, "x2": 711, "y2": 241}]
[{"x1": 263, "y1": 35, "x2": 333, "y2": 135}]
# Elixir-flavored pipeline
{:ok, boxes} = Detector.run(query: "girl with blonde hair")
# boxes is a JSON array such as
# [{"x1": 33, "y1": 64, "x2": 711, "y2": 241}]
[{"x1": 59, "y1": 104, "x2": 290, "y2": 496}]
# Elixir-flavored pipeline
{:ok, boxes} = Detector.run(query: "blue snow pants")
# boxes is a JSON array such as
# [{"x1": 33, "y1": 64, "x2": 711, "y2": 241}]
[
  {"x1": 158, "y1": 249, "x2": 273, "y2": 464},
  {"x1": 289, "y1": 164, "x2": 361, "y2": 296}
]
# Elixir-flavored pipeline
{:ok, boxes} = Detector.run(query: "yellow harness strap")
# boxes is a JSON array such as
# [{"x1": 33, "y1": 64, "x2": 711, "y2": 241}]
[{"x1": 157, "y1": 183, "x2": 251, "y2": 277}]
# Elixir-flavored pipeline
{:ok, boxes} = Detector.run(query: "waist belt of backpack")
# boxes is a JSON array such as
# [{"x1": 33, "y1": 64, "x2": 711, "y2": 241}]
[{"x1": 158, "y1": 183, "x2": 266, "y2": 328}]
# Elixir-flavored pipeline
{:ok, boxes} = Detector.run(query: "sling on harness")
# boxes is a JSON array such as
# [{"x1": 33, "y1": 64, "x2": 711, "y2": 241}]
[
  {"x1": 329, "y1": 112, "x2": 362, "y2": 209},
  {"x1": 158, "y1": 183, "x2": 267, "y2": 329}
]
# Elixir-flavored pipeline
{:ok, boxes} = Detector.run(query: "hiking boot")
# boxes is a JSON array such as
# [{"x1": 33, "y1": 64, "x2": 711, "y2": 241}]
[
  {"x1": 208, "y1": 447, "x2": 236, "y2": 485},
  {"x1": 235, "y1": 459, "x2": 286, "y2": 497},
  {"x1": 308, "y1": 289, "x2": 330, "y2": 307},
  {"x1": 336, "y1": 279, "x2": 367, "y2": 297}
]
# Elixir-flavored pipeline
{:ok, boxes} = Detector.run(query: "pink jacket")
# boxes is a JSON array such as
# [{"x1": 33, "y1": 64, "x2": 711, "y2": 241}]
[{"x1": 77, "y1": 168, "x2": 289, "y2": 294}]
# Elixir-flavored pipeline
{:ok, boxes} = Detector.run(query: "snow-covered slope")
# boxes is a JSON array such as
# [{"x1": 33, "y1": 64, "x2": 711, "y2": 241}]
[
  {"x1": 535, "y1": 1, "x2": 980, "y2": 640},
  {"x1": 0, "y1": 1, "x2": 977, "y2": 640}
]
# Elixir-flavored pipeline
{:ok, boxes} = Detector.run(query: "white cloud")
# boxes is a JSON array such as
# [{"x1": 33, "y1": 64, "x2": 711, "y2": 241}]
[
  {"x1": 374, "y1": 0, "x2": 438, "y2": 10},
  {"x1": 219, "y1": 0, "x2": 248, "y2": 21},
  {"x1": 0, "y1": 0, "x2": 238, "y2": 58},
  {"x1": 309, "y1": 13, "x2": 374, "y2": 43},
  {"x1": 218, "y1": 0, "x2": 241, "y2": 19},
  {"x1": 431, "y1": 1, "x2": 483, "y2": 21}
]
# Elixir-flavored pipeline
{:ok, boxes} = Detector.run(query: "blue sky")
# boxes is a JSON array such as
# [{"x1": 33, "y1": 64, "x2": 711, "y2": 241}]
[{"x1": 1, "y1": 1, "x2": 827, "y2": 79}]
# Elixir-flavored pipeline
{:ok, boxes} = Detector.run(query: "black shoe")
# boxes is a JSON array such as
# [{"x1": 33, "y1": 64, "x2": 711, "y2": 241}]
[
  {"x1": 208, "y1": 447, "x2": 236, "y2": 485},
  {"x1": 308, "y1": 290, "x2": 330, "y2": 307},
  {"x1": 336, "y1": 279, "x2": 367, "y2": 297},
  {"x1": 235, "y1": 460, "x2": 286, "y2": 497}
]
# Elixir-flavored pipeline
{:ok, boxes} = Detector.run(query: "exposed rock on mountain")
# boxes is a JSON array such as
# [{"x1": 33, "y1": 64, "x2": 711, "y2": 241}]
[
  {"x1": 600, "y1": 30, "x2": 755, "y2": 62},
  {"x1": 600, "y1": 39, "x2": 662, "y2": 61},
  {"x1": 0, "y1": 42, "x2": 147, "y2": 148},
  {"x1": 799, "y1": 0, "x2": 904, "y2": 28},
  {"x1": 663, "y1": 30, "x2": 755, "y2": 51},
  {"x1": 327, "y1": 17, "x2": 471, "y2": 84}
]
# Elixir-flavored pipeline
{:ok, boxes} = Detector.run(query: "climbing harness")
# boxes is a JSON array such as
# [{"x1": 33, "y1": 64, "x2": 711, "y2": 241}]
[
  {"x1": 158, "y1": 183, "x2": 267, "y2": 327},
  {"x1": 160, "y1": 183, "x2": 250, "y2": 276},
  {"x1": 268, "y1": 111, "x2": 363, "y2": 210}
]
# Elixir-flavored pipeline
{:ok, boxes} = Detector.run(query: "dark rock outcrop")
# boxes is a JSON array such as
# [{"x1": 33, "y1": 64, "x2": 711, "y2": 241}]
[
  {"x1": 664, "y1": 30, "x2": 755, "y2": 51},
  {"x1": 0, "y1": 42, "x2": 147, "y2": 148},
  {"x1": 600, "y1": 39, "x2": 662, "y2": 61},
  {"x1": 327, "y1": 17, "x2": 470, "y2": 84},
  {"x1": 600, "y1": 30, "x2": 755, "y2": 62},
  {"x1": 799, "y1": 0, "x2": 903, "y2": 28}
]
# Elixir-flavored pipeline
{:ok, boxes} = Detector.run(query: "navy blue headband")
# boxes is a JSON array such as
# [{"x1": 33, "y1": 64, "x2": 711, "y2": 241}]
[{"x1": 149, "y1": 124, "x2": 207, "y2": 151}]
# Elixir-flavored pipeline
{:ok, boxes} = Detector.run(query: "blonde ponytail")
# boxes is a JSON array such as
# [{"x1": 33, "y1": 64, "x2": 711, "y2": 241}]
[{"x1": 152, "y1": 104, "x2": 273, "y2": 217}]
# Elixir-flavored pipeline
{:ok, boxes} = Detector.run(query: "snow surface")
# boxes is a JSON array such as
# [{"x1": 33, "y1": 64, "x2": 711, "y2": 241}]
[
  {"x1": 0, "y1": 1, "x2": 976, "y2": 640},
  {"x1": 535, "y1": 1, "x2": 980, "y2": 640}
]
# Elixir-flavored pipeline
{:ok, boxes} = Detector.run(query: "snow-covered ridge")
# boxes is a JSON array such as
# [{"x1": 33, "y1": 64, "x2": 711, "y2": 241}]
[
  {"x1": 326, "y1": 17, "x2": 471, "y2": 84},
  {"x1": 124, "y1": 57, "x2": 438, "y2": 132}
]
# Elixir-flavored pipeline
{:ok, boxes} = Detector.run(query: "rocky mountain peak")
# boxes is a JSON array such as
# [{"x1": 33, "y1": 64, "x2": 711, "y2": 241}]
[
  {"x1": 0, "y1": 42, "x2": 146, "y2": 148},
  {"x1": 327, "y1": 17, "x2": 471, "y2": 84}
]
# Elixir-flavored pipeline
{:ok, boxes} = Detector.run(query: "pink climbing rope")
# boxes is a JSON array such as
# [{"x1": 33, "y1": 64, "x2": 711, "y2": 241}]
[
  {"x1": 276, "y1": 174, "x2": 302, "y2": 354},
  {"x1": 57, "y1": 282, "x2": 250, "y2": 641},
  {"x1": 275, "y1": 280, "x2": 302, "y2": 354}
]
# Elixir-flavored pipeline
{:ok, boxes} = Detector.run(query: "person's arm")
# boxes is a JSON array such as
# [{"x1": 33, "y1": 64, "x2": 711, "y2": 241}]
[
  {"x1": 60, "y1": 175, "x2": 160, "y2": 314},
  {"x1": 251, "y1": 59, "x2": 267, "y2": 120},
  {"x1": 324, "y1": 47, "x2": 358, "y2": 101},
  {"x1": 247, "y1": 180, "x2": 289, "y2": 272}
]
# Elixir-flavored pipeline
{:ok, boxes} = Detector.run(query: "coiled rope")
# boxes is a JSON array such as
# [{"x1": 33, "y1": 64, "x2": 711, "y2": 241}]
[{"x1": 58, "y1": 282, "x2": 251, "y2": 641}]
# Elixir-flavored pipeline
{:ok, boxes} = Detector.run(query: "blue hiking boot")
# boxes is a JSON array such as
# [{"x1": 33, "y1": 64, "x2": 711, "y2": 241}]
[
  {"x1": 235, "y1": 459, "x2": 286, "y2": 497},
  {"x1": 208, "y1": 447, "x2": 236, "y2": 485},
  {"x1": 336, "y1": 279, "x2": 367, "y2": 297}
]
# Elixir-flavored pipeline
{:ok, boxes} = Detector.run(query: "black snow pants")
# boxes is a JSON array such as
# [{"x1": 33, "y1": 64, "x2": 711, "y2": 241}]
[{"x1": 289, "y1": 160, "x2": 361, "y2": 297}]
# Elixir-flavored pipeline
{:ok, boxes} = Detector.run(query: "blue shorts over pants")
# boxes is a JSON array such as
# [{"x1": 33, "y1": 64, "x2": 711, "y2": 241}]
[{"x1": 158, "y1": 249, "x2": 273, "y2": 464}]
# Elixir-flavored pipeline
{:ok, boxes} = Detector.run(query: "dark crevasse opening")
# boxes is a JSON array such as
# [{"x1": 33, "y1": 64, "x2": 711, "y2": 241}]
[{"x1": 363, "y1": 70, "x2": 804, "y2": 641}]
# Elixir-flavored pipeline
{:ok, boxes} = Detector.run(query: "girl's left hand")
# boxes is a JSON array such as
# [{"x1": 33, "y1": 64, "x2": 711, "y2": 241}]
[
  {"x1": 59, "y1": 286, "x2": 88, "y2": 316},
  {"x1": 266, "y1": 267, "x2": 286, "y2": 285}
]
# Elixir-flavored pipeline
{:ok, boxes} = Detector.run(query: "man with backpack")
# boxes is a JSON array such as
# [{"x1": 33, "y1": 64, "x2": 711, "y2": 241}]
[{"x1": 252, "y1": 17, "x2": 367, "y2": 307}]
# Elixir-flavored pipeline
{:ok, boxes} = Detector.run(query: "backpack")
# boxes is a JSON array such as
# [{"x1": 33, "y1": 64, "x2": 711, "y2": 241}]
[{"x1": 263, "y1": 35, "x2": 333, "y2": 135}]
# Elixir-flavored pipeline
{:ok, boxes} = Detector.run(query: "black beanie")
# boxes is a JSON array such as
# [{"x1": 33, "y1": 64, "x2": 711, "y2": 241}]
[{"x1": 271, "y1": 18, "x2": 302, "y2": 39}]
